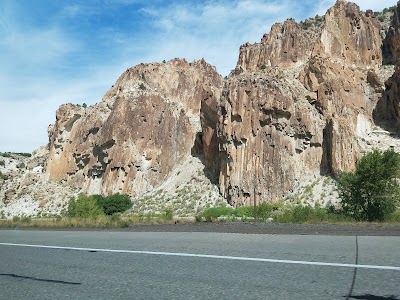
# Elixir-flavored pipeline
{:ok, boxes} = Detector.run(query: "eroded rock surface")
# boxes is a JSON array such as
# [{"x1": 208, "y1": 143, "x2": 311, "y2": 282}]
[
  {"x1": 218, "y1": 0, "x2": 398, "y2": 205},
  {"x1": 46, "y1": 59, "x2": 223, "y2": 197}
]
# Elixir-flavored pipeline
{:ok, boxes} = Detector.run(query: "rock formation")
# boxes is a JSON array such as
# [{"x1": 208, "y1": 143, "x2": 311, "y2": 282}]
[
  {"x1": 46, "y1": 59, "x2": 222, "y2": 197},
  {"x1": 219, "y1": 0, "x2": 395, "y2": 205},
  {"x1": 375, "y1": 3, "x2": 400, "y2": 126}
]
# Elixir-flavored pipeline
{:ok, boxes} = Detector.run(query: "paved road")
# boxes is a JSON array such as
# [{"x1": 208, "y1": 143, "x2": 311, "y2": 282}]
[{"x1": 0, "y1": 230, "x2": 399, "y2": 299}]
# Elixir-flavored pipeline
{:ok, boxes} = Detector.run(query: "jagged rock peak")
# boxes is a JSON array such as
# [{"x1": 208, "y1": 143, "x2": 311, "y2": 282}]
[{"x1": 235, "y1": 0, "x2": 382, "y2": 74}]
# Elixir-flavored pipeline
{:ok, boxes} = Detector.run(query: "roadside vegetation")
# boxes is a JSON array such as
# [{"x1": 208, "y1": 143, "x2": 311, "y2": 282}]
[
  {"x1": 200, "y1": 203, "x2": 400, "y2": 224},
  {"x1": 67, "y1": 193, "x2": 133, "y2": 218},
  {"x1": 337, "y1": 149, "x2": 400, "y2": 222}
]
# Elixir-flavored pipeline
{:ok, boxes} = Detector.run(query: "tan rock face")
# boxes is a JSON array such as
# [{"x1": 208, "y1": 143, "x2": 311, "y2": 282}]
[
  {"x1": 219, "y1": 0, "x2": 387, "y2": 205},
  {"x1": 237, "y1": 19, "x2": 319, "y2": 72},
  {"x1": 218, "y1": 72, "x2": 324, "y2": 205},
  {"x1": 46, "y1": 59, "x2": 223, "y2": 196},
  {"x1": 314, "y1": 0, "x2": 382, "y2": 67},
  {"x1": 385, "y1": 5, "x2": 400, "y2": 65},
  {"x1": 375, "y1": 5, "x2": 400, "y2": 126},
  {"x1": 237, "y1": 0, "x2": 381, "y2": 74}
]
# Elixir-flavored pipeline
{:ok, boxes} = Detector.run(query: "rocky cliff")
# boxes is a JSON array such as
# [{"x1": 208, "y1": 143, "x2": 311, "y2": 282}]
[
  {"x1": 46, "y1": 59, "x2": 222, "y2": 197},
  {"x1": 219, "y1": 0, "x2": 397, "y2": 205},
  {"x1": 2, "y1": 0, "x2": 400, "y2": 217}
]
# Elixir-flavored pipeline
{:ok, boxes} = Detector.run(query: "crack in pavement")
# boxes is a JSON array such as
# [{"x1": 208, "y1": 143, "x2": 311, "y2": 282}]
[{"x1": 0, "y1": 273, "x2": 81, "y2": 285}]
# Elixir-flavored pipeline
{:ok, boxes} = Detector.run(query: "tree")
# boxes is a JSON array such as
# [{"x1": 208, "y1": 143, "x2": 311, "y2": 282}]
[
  {"x1": 67, "y1": 194, "x2": 104, "y2": 219},
  {"x1": 337, "y1": 149, "x2": 400, "y2": 222},
  {"x1": 94, "y1": 193, "x2": 132, "y2": 215}
]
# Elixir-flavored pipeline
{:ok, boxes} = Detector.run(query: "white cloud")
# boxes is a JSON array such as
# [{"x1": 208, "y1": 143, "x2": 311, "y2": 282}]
[
  {"x1": 0, "y1": 63, "x2": 123, "y2": 153},
  {"x1": 1, "y1": 27, "x2": 79, "y2": 65}
]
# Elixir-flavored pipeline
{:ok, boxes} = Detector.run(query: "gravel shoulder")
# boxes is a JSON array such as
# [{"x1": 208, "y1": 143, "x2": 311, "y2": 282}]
[
  {"x1": 2, "y1": 222, "x2": 400, "y2": 236},
  {"x1": 123, "y1": 222, "x2": 400, "y2": 236}
]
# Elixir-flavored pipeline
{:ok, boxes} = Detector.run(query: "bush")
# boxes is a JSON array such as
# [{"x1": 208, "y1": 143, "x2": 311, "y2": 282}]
[
  {"x1": 383, "y1": 6, "x2": 396, "y2": 14},
  {"x1": 94, "y1": 193, "x2": 132, "y2": 215},
  {"x1": 257, "y1": 203, "x2": 275, "y2": 221},
  {"x1": 67, "y1": 194, "x2": 104, "y2": 219},
  {"x1": 386, "y1": 209, "x2": 400, "y2": 222},
  {"x1": 337, "y1": 149, "x2": 400, "y2": 222},
  {"x1": 164, "y1": 208, "x2": 173, "y2": 220},
  {"x1": 0, "y1": 160, "x2": 5, "y2": 166},
  {"x1": 234, "y1": 206, "x2": 254, "y2": 218},
  {"x1": 202, "y1": 207, "x2": 235, "y2": 221}
]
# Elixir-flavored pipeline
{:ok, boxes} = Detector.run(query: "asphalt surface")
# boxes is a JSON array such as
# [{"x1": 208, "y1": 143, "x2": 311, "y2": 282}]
[{"x1": 1, "y1": 229, "x2": 399, "y2": 299}]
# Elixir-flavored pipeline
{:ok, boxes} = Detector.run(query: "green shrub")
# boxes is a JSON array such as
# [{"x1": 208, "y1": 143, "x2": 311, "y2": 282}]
[
  {"x1": 110, "y1": 212, "x2": 122, "y2": 222},
  {"x1": 0, "y1": 172, "x2": 8, "y2": 180},
  {"x1": 257, "y1": 203, "x2": 274, "y2": 220},
  {"x1": 337, "y1": 149, "x2": 400, "y2": 222},
  {"x1": 20, "y1": 216, "x2": 31, "y2": 223},
  {"x1": 386, "y1": 209, "x2": 400, "y2": 222},
  {"x1": 383, "y1": 6, "x2": 396, "y2": 14},
  {"x1": 67, "y1": 194, "x2": 104, "y2": 219},
  {"x1": 94, "y1": 193, "x2": 132, "y2": 215},
  {"x1": 292, "y1": 206, "x2": 314, "y2": 223},
  {"x1": 202, "y1": 207, "x2": 235, "y2": 221},
  {"x1": 273, "y1": 209, "x2": 294, "y2": 223},
  {"x1": 0, "y1": 160, "x2": 5, "y2": 166},
  {"x1": 164, "y1": 208, "x2": 173, "y2": 220},
  {"x1": 0, "y1": 152, "x2": 30, "y2": 157},
  {"x1": 16, "y1": 152, "x2": 31, "y2": 157},
  {"x1": 234, "y1": 206, "x2": 254, "y2": 218},
  {"x1": 118, "y1": 220, "x2": 129, "y2": 228}
]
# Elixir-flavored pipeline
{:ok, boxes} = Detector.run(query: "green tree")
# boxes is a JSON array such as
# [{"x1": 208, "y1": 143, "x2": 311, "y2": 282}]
[
  {"x1": 337, "y1": 149, "x2": 400, "y2": 222},
  {"x1": 94, "y1": 193, "x2": 132, "y2": 215},
  {"x1": 67, "y1": 194, "x2": 104, "y2": 218}
]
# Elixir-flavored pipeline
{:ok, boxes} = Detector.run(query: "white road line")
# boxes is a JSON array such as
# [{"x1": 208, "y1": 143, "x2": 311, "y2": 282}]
[{"x1": 1, "y1": 242, "x2": 399, "y2": 271}]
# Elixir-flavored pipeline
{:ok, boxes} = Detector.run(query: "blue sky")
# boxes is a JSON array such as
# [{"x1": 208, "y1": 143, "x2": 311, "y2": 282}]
[{"x1": 0, "y1": 0, "x2": 398, "y2": 152}]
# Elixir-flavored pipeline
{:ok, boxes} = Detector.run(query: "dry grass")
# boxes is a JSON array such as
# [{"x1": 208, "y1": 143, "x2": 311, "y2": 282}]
[{"x1": 0, "y1": 214, "x2": 189, "y2": 229}]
